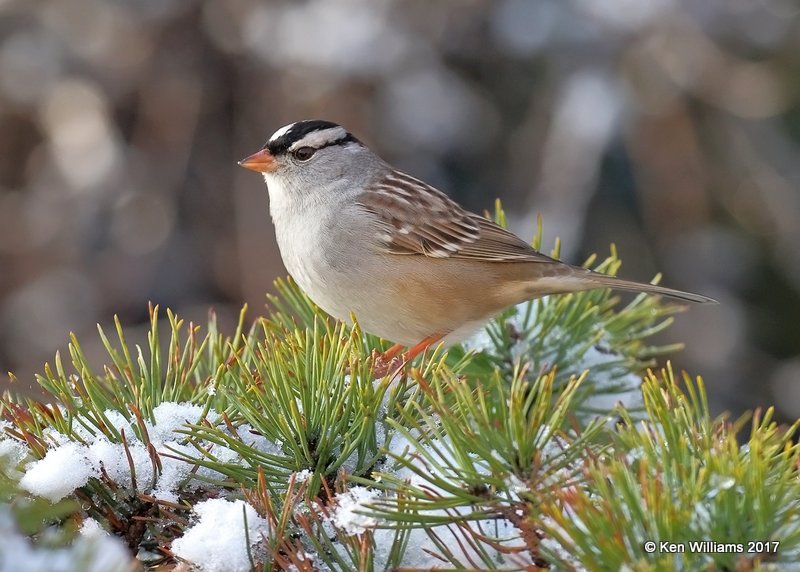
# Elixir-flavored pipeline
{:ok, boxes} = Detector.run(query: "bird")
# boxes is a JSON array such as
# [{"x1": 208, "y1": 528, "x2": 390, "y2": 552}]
[{"x1": 238, "y1": 119, "x2": 716, "y2": 373}]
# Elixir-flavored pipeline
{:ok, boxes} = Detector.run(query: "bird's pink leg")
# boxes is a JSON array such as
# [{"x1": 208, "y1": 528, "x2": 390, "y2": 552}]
[
  {"x1": 372, "y1": 333, "x2": 445, "y2": 378},
  {"x1": 404, "y1": 333, "x2": 445, "y2": 362}
]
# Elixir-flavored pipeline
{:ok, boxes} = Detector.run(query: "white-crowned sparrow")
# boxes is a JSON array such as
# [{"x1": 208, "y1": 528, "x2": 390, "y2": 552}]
[{"x1": 239, "y1": 120, "x2": 715, "y2": 364}]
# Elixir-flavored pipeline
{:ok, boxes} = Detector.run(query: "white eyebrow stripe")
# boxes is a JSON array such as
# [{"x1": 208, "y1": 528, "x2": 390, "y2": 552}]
[
  {"x1": 269, "y1": 123, "x2": 296, "y2": 143},
  {"x1": 288, "y1": 127, "x2": 349, "y2": 151}
]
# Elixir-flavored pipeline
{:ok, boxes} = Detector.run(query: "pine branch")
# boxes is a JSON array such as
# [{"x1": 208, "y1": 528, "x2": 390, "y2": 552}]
[
  {"x1": 540, "y1": 365, "x2": 800, "y2": 570},
  {"x1": 1, "y1": 208, "x2": 796, "y2": 571}
]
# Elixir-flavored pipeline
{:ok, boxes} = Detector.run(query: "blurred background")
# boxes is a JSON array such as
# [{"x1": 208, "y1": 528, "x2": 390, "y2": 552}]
[{"x1": 0, "y1": 0, "x2": 798, "y2": 419}]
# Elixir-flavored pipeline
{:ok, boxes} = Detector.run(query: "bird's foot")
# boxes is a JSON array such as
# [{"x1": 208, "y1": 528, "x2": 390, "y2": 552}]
[
  {"x1": 369, "y1": 333, "x2": 446, "y2": 379},
  {"x1": 371, "y1": 347, "x2": 406, "y2": 378}
]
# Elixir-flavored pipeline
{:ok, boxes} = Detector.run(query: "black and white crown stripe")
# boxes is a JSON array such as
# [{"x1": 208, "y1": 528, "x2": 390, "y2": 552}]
[{"x1": 265, "y1": 120, "x2": 359, "y2": 156}]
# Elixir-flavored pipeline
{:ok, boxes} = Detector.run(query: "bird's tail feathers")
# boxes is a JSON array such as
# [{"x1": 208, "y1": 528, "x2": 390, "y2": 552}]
[{"x1": 536, "y1": 266, "x2": 718, "y2": 305}]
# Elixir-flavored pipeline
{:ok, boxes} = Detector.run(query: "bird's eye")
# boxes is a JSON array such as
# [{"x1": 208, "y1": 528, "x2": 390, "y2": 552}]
[{"x1": 293, "y1": 146, "x2": 316, "y2": 161}]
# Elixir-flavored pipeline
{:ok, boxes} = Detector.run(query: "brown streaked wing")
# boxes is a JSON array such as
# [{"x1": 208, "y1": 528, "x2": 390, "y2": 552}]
[
  {"x1": 356, "y1": 170, "x2": 556, "y2": 263},
  {"x1": 461, "y1": 215, "x2": 556, "y2": 262}
]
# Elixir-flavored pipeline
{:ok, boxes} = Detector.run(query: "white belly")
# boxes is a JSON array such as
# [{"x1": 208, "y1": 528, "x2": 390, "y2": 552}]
[
  {"x1": 275, "y1": 221, "x2": 347, "y2": 319},
  {"x1": 272, "y1": 210, "x2": 417, "y2": 344},
  {"x1": 269, "y1": 188, "x2": 372, "y2": 329}
]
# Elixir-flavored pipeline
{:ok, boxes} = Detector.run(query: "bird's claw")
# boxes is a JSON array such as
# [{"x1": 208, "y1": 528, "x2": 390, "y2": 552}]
[{"x1": 371, "y1": 349, "x2": 405, "y2": 378}]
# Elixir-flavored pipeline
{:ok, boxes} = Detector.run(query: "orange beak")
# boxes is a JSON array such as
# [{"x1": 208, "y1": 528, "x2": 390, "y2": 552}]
[{"x1": 238, "y1": 149, "x2": 277, "y2": 173}]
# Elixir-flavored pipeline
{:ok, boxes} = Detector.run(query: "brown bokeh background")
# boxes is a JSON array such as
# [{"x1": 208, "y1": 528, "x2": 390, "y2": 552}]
[{"x1": 1, "y1": 0, "x2": 799, "y2": 418}]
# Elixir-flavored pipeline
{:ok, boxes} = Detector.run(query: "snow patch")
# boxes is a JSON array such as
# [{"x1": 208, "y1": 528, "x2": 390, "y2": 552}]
[
  {"x1": 19, "y1": 443, "x2": 98, "y2": 502},
  {"x1": 0, "y1": 436, "x2": 28, "y2": 468},
  {"x1": 0, "y1": 508, "x2": 131, "y2": 572},
  {"x1": 17, "y1": 402, "x2": 241, "y2": 503},
  {"x1": 330, "y1": 486, "x2": 381, "y2": 535},
  {"x1": 292, "y1": 469, "x2": 313, "y2": 484},
  {"x1": 80, "y1": 517, "x2": 108, "y2": 538},
  {"x1": 171, "y1": 498, "x2": 269, "y2": 572}
]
